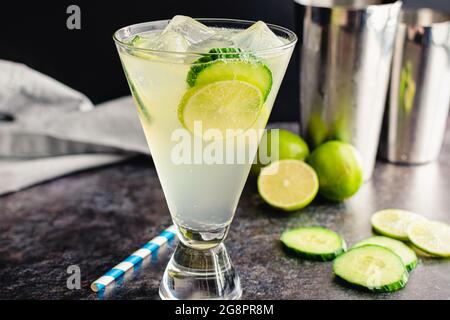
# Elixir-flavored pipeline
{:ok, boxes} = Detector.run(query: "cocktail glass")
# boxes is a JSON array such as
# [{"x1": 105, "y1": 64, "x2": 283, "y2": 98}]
[{"x1": 114, "y1": 18, "x2": 296, "y2": 300}]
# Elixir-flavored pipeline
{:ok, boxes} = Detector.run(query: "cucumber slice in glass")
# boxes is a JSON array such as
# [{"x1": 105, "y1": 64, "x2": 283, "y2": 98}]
[
  {"x1": 407, "y1": 220, "x2": 450, "y2": 258},
  {"x1": 187, "y1": 48, "x2": 273, "y2": 101},
  {"x1": 131, "y1": 35, "x2": 153, "y2": 47},
  {"x1": 353, "y1": 236, "x2": 418, "y2": 271},
  {"x1": 280, "y1": 227, "x2": 346, "y2": 261},
  {"x1": 333, "y1": 245, "x2": 409, "y2": 292},
  {"x1": 371, "y1": 209, "x2": 425, "y2": 241},
  {"x1": 128, "y1": 35, "x2": 160, "y2": 59}
]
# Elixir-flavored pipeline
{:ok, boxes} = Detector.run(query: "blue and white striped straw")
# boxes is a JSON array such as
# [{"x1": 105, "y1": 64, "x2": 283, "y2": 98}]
[{"x1": 91, "y1": 225, "x2": 177, "y2": 292}]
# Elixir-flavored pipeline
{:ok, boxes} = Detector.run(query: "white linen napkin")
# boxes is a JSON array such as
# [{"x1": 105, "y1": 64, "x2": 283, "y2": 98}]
[{"x1": 0, "y1": 60, "x2": 148, "y2": 196}]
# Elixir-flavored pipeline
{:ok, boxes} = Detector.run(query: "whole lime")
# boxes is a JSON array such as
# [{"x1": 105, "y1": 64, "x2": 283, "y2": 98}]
[
  {"x1": 252, "y1": 129, "x2": 310, "y2": 175},
  {"x1": 306, "y1": 112, "x2": 329, "y2": 148},
  {"x1": 307, "y1": 141, "x2": 363, "y2": 201}
]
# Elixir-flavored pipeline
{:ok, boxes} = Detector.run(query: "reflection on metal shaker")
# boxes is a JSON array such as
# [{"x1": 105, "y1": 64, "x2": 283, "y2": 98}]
[
  {"x1": 380, "y1": 9, "x2": 450, "y2": 164},
  {"x1": 295, "y1": 0, "x2": 402, "y2": 180}
]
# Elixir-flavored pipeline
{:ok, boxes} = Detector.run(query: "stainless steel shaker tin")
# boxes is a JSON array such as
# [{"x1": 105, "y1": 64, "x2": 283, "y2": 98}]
[
  {"x1": 380, "y1": 8, "x2": 450, "y2": 164},
  {"x1": 295, "y1": 0, "x2": 402, "y2": 180}
]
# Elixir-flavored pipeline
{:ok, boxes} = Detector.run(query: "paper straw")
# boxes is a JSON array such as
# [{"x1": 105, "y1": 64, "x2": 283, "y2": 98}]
[{"x1": 90, "y1": 225, "x2": 177, "y2": 292}]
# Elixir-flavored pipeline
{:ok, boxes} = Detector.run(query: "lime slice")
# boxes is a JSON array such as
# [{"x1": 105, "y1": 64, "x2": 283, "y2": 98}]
[
  {"x1": 178, "y1": 80, "x2": 263, "y2": 136},
  {"x1": 408, "y1": 243, "x2": 438, "y2": 258},
  {"x1": 371, "y1": 209, "x2": 425, "y2": 241},
  {"x1": 257, "y1": 160, "x2": 319, "y2": 211},
  {"x1": 407, "y1": 220, "x2": 450, "y2": 257}
]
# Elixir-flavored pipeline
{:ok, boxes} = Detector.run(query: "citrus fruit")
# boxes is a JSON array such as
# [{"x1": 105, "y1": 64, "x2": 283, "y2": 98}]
[
  {"x1": 307, "y1": 140, "x2": 363, "y2": 201},
  {"x1": 257, "y1": 160, "x2": 319, "y2": 211}
]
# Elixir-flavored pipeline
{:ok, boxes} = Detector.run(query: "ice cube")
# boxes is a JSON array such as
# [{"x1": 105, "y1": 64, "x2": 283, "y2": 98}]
[
  {"x1": 161, "y1": 15, "x2": 215, "y2": 45},
  {"x1": 130, "y1": 32, "x2": 159, "y2": 49},
  {"x1": 129, "y1": 31, "x2": 189, "y2": 52},
  {"x1": 189, "y1": 34, "x2": 235, "y2": 53},
  {"x1": 231, "y1": 21, "x2": 284, "y2": 51},
  {"x1": 153, "y1": 30, "x2": 190, "y2": 52}
]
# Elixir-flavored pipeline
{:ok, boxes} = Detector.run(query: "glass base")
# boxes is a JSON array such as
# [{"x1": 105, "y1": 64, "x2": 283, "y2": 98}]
[
  {"x1": 159, "y1": 242, "x2": 242, "y2": 300},
  {"x1": 177, "y1": 225, "x2": 230, "y2": 250}
]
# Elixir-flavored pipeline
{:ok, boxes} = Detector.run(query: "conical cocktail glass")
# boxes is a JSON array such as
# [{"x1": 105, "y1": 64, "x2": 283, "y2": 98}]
[{"x1": 114, "y1": 18, "x2": 296, "y2": 299}]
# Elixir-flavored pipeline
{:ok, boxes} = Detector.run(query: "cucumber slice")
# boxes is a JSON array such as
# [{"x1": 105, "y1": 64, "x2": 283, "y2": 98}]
[
  {"x1": 280, "y1": 227, "x2": 346, "y2": 261},
  {"x1": 123, "y1": 68, "x2": 150, "y2": 121},
  {"x1": 187, "y1": 48, "x2": 245, "y2": 87},
  {"x1": 187, "y1": 48, "x2": 272, "y2": 101},
  {"x1": 333, "y1": 245, "x2": 409, "y2": 292},
  {"x1": 353, "y1": 236, "x2": 418, "y2": 271},
  {"x1": 371, "y1": 209, "x2": 425, "y2": 241},
  {"x1": 131, "y1": 35, "x2": 151, "y2": 47},
  {"x1": 128, "y1": 35, "x2": 160, "y2": 59},
  {"x1": 407, "y1": 220, "x2": 450, "y2": 258}
]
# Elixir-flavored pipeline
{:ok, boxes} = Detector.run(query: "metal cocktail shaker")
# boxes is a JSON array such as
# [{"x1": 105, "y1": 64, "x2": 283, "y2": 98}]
[
  {"x1": 380, "y1": 9, "x2": 450, "y2": 164},
  {"x1": 295, "y1": 0, "x2": 402, "y2": 180}
]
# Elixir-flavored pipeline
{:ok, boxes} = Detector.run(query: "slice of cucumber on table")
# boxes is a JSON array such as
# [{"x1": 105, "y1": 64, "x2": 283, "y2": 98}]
[
  {"x1": 333, "y1": 245, "x2": 409, "y2": 292},
  {"x1": 280, "y1": 209, "x2": 450, "y2": 293},
  {"x1": 353, "y1": 236, "x2": 418, "y2": 271},
  {"x1": 280, "y1": 227, "x2": 346, "y2": 261}
]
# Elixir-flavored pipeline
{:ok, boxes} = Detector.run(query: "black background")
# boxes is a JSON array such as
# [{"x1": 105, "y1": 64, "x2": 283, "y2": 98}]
[{"x1": 0, "y1": 0, "x2": 448, "y2": 122}]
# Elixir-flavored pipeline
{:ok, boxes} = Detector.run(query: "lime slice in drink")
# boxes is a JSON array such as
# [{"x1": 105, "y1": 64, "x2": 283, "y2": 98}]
[
  {"x1": 407, "y1": 220, "x2": 450, "y2": 257},
  {"x1": 371, "y1": 209, "x2": 425, "y2": 241},
  {"x1": 257, "y1": 160, "x2": 319, "y2": 211},
  {"x1": 178, "y1": 80, "x2": 263, "y2": 135}
]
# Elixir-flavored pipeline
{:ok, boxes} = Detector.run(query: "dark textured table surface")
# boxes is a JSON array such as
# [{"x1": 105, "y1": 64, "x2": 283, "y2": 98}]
[{"x1": 1, "y1": 124, "x2": 449, "y2": 300}]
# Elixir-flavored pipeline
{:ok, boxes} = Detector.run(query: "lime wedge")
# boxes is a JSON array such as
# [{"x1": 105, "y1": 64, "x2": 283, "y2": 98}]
[
  {"x1": 371, "y1": 209, "x2": 425, "y2": 241},
  {"x1": 178, "y1": 80, "x2": 263, "y2": 136},
  {"x1": 257, "y1": 160, "x2": 319, "y2": 211},
  {"x1": 407, "y1": 220, "x2": 450, "y2": 257}
]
